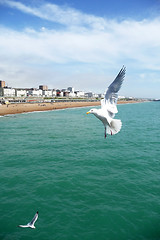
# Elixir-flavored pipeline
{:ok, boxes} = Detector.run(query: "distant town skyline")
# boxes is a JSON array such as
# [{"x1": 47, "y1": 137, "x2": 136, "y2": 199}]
[
  {"x1": 0, "y1": 80, "x2": 151, "y2": 101},
  {"x1": 0, "y1": 0, "x2": 160, "y2": 98},
  {"x1": 0, "y1": 80, "x2": 103, "y2": 99}
]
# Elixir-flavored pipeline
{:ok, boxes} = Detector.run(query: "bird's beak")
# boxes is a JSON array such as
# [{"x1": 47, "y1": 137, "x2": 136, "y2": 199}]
[{"x1": 86, "y1": 111, "x2": 90, "y2": 114}]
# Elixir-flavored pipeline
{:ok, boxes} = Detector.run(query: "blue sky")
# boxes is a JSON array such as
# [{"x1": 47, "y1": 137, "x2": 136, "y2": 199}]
[{"x1": 0, "y1": 0, "x2": 160, "y2": 98}]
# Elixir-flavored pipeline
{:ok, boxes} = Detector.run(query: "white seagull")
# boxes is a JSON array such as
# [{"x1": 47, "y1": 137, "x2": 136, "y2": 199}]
[
  {"x1": 18, "y1": 211, "x2": 38, "y2": 229},
  {"x1": 86, "y1": 66, "x2": 126, "y2": 138}
]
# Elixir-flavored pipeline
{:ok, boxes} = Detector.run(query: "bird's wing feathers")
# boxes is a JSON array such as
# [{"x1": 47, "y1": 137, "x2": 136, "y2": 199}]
[
  {"x1": 18, "y1": 225, "x2": 29, "y2": 228},
  {"x1": 101, "y1": 99, "x2": 105, "y2": 109},
  {"x1": 101, "y1": 66, "x2": 126, "y2": 116},
  {"x1": 29, "y1": 211, "x2": 38, "y2": 226},
  {"x1": 105, "y1": 66, "x2": 126, "y2": 101}
]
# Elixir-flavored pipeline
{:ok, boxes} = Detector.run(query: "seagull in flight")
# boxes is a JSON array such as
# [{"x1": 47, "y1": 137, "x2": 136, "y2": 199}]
[
  {"x1": 86, "y1": 66, "x2": 126, "y2": 138},
  {"x1": 18, "y1": 211, "x2": 38, "y2": 229}
]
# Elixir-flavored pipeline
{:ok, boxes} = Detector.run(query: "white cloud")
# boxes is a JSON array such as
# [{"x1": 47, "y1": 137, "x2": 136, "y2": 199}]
[
  {"x1": 1, "y1": 0, "x2": 109, "y2": 30},
  {"x1": 0, "y1": 0, "x2": 160, "y2": 97},
  {"x1": 1, "y1": 18, "x2": 160, "y2": 67}
]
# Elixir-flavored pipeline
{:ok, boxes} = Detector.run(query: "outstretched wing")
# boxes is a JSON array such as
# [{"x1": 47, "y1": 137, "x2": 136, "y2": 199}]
[
  {"x1": 101, "y1": 66, "x2": 126, "y2": 117},
  {"x1": 105, "y1": 66, "x2": 126, "y2": 102},
  {"x1": 18, "y1": 225, "x2": 29, "y2": 228},
  {"x1": 29, "y1": 211, "x2": 38, "y2": 226}
]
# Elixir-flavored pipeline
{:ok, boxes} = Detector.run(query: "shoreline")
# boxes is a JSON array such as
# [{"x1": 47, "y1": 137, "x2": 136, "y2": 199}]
[{"x1": 0, "y1": 100, "x2": 143, "y2": 116}]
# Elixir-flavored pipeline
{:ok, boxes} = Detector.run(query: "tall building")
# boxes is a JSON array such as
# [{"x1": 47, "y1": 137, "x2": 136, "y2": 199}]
[
  {"x1": 67, "y1": 87, "x2": 74, "y2": 92},
  {"x1": 39, "y1": 85, "x2": 48, "y2": 91},
  {"x1": 0, "y1": 80, "x2": 5, "y2": 88}
]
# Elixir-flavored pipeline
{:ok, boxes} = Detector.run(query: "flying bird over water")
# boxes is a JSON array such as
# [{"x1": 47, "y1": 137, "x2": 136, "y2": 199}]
[
  {"x1": 18, "y1": 211, "x2": 38, "y2": 229},
  {"x1": 87, "y1": 66, "x2": 126, "y2": 138}
]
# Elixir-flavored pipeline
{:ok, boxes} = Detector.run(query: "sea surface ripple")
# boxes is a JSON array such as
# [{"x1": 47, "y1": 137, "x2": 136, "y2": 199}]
[{"x1": 0, "y1": 102, "x2": 160, "y2": 240}]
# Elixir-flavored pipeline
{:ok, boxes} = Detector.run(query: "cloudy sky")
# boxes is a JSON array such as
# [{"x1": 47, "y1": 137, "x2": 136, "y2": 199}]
[{"x1": 0, "y1": 0, "x2": 160, "y2": 98}]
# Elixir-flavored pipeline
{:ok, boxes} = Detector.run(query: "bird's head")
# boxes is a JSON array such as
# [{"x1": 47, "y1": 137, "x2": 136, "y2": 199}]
[{"x1": 86, "y1": 108, "x2": 96, "y2": 115}]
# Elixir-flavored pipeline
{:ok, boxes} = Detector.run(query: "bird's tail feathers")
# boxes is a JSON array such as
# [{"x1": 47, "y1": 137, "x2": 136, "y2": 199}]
[{"x1": 107, "y1": 119, "x2": 122, "y2": 135}]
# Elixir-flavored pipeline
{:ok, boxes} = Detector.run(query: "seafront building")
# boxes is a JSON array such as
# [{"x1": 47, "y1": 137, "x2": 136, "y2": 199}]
[
  {"x1": 0, "y1": 86, "x2": 15, "y2": 97},
  {"x1": 0, "y1": 81, "x2": 96, "y2": 99},
  {"x1": 0, "y1": 80, "x2": 5, "y2": 88},
  {"x1": 15, "y1": 89, "x2": 27, "y2": 97},
  {"x1": 0, "y1": 80, "x2": 137, "y2": 102},
  {"x1": 27, "y1": 88, "x2": 43, "y2": 97},
  {"x1": 39, "y1": 85, "x2": 48, "y2": 91}
]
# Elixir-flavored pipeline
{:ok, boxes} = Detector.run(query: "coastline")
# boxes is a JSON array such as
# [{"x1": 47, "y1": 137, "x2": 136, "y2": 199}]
[{"x1": 0, "y1": 100, "x2": 142, "y2": 116}]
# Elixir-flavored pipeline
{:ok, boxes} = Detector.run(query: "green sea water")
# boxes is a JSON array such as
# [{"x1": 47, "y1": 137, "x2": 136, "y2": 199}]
[{"x1": 0, "y1": 102, "x2": 160, "y2": 240}]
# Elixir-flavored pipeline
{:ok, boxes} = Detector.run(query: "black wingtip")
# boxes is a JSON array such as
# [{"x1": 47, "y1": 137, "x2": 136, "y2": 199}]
[
  {"x1": 122, "y1": 65, "x2": 126, "y2": 72},
  {"x1": 36, "y1": 211, "x2": 38, "y2": 214},
  {"x1": 119, "y1": 66, "x2": 126, "y2": 77}
]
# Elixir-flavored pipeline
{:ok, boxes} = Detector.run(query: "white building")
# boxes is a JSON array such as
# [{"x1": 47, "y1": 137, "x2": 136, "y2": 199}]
[
  {"x1": 15, "y1": 89, "x2": 27, "y2": 97},
  {"x1": 42, "y1": 90, "x2": 53, "y2": 97},
  {"x1": 85, "y1": 92, "x2": 93, "y2": 98},
  {"x1": 118, "y1": 96, "x2": 126, "y2": 100},
  {"x1": 59, "y1": 92, "x2": 63, "y2": 97},
  {"x1": 61, "y1": 89, "x2": 70, "y2": 97},
  {"x1": 93, "y1": 93, "x2": 99, "y2": 98},
  {"x1": 52, "y1": 89, "x2": 57, "y2": 97},
  {"x1": 27, "y1": 89, "x2": 42, "y2": 97},
  {"x1": 75, "y1": 91, "x2": 85, "y2": 98},
  {"x1": 98, "y1": 93, "x2": 105, "y2": 98},
  {"x1": 1, "y1": 87, "x2": 15, "y2": 97},
  {"x1": 68, "y1": 91, "x2": 76, "y2": 98}
]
